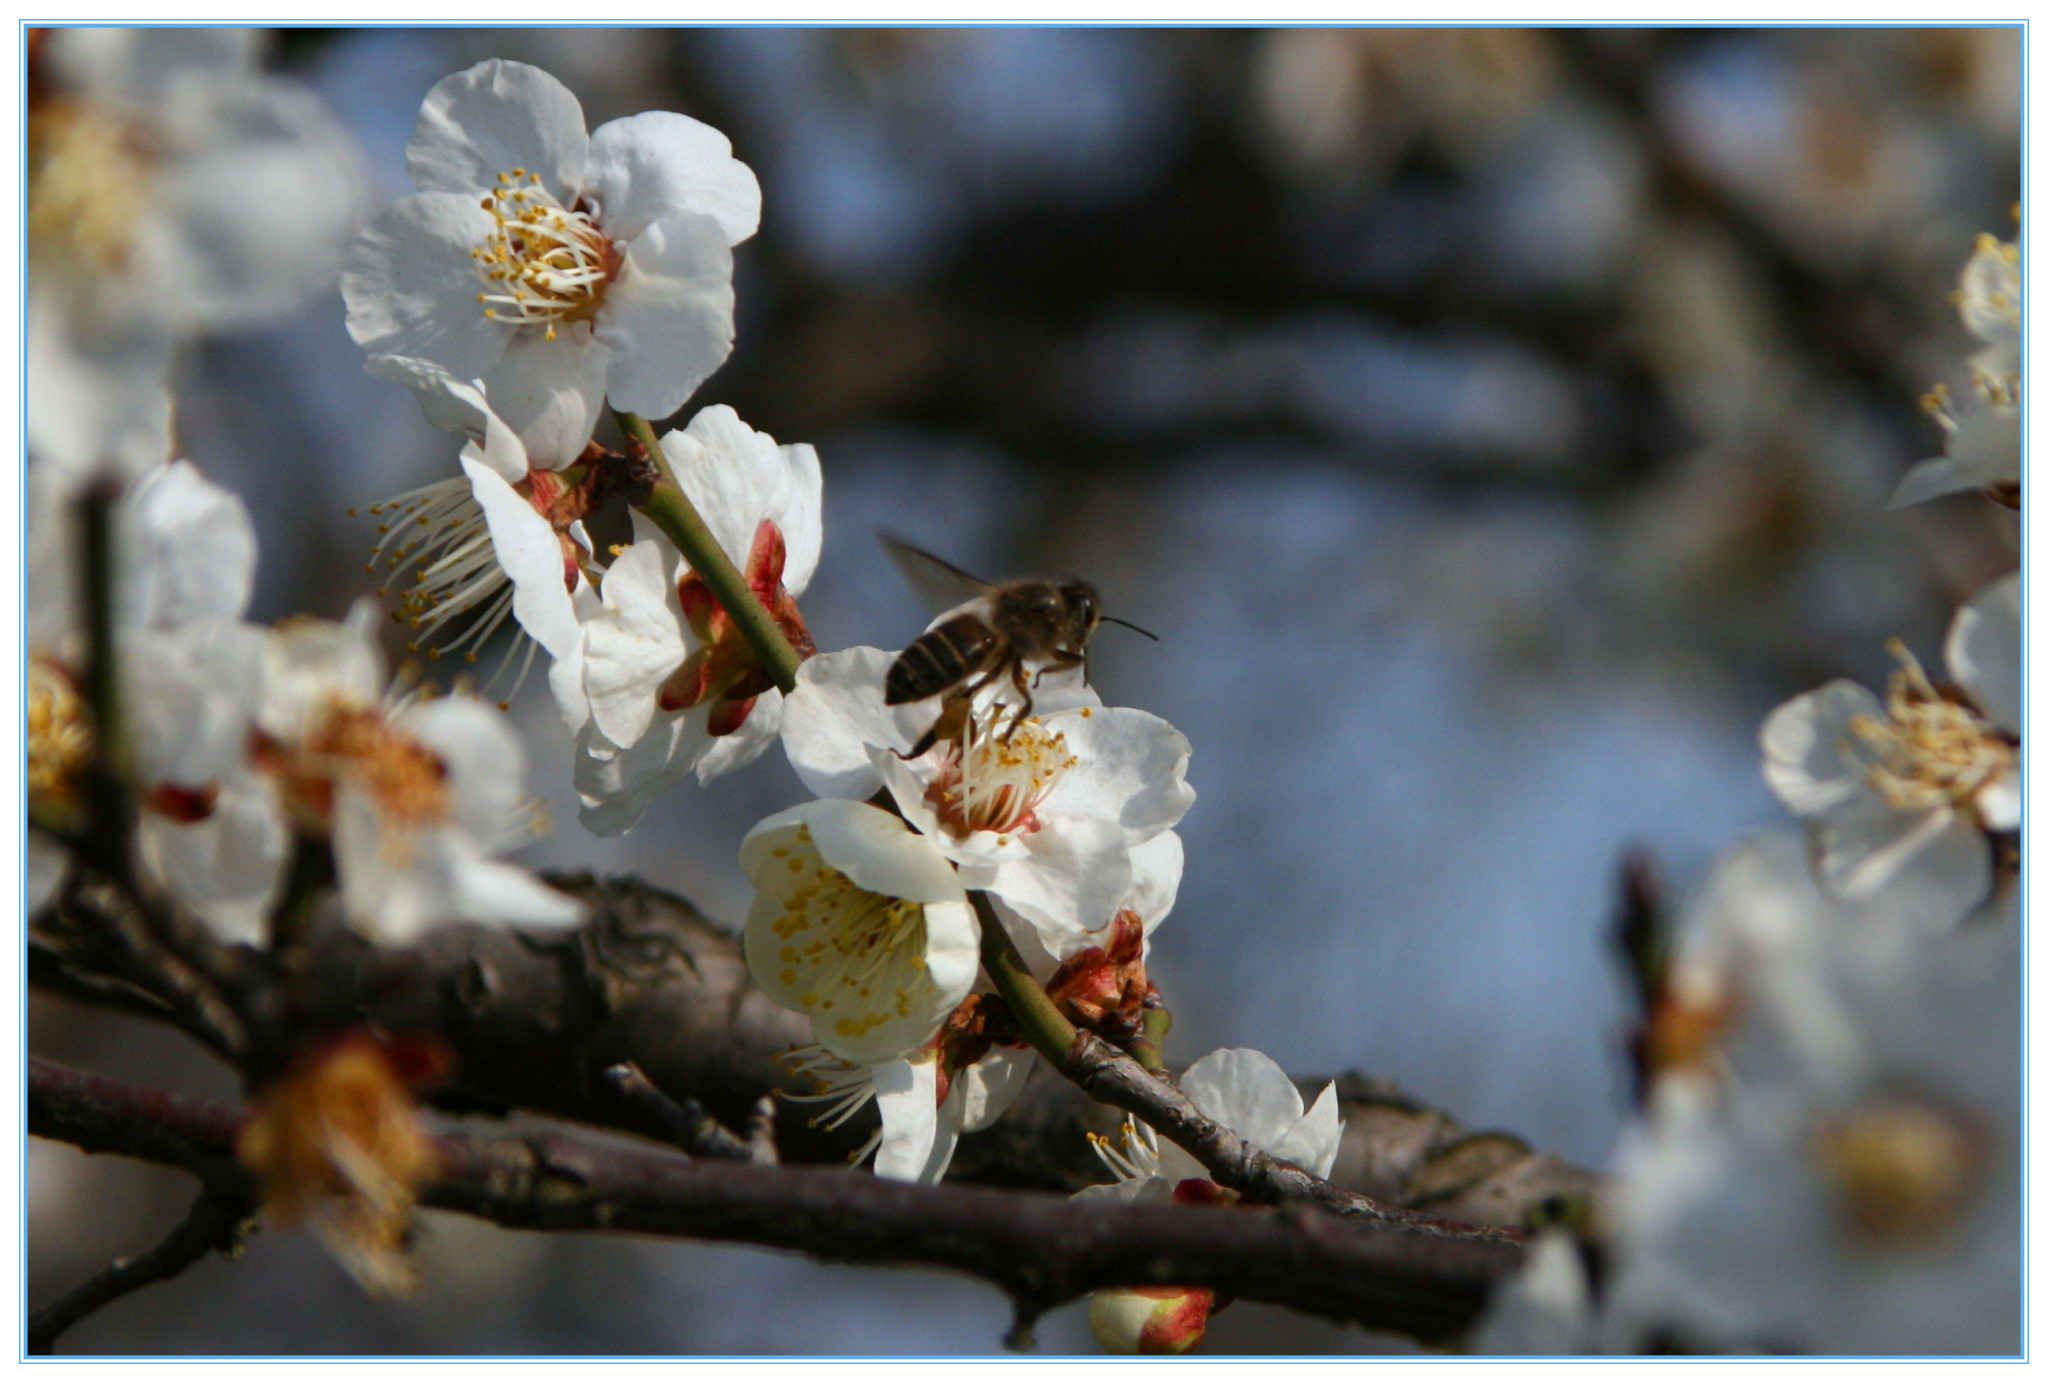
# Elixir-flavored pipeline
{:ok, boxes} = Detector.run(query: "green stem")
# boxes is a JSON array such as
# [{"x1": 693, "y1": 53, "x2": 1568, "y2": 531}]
[
  {"x1": 1130, "y1": 1006, "x2": 1171, "y2": 1075},
  {"x1": 614, "y1": 409, "x2": 802, "y2": 694},
  {"x1": 971, "y1": 892, "x2": 1076, "y2": 1067}
]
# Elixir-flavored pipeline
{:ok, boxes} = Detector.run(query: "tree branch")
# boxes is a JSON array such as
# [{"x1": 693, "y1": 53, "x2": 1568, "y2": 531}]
[
  {"x1": 27, "y1": 1058, "x2": 1523, "y2": 1345},
  {"x1": 35, "y1": 872, "x2": 1595, "y2": 1226},
  {"x1": 27, "y1": 1184, "x2": 254, "y2": 1354}
]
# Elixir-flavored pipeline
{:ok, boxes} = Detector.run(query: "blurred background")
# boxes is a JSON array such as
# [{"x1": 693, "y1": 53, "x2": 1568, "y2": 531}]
[{"x1": 28, "y1": 25, "x2": 2021, "y2": 1354}]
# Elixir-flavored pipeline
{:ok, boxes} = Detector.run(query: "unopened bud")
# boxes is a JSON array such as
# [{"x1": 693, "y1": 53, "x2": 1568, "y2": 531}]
[{"x1": 1089, "y1": 1285, "x2": 1214, "y2": 1355}]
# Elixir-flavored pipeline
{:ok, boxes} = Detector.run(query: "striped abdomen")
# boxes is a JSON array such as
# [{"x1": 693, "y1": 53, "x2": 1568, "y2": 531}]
[{"x1": 886, "y1": 615, "x2": 1001, "y2": 705}]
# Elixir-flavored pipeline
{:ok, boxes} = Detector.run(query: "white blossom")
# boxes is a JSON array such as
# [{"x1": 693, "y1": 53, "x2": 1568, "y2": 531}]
[
  {"x1": 1892, "y1": 232, "x2": 2021, "y2": 508},
  {"x1": 1760, "y1": 573, "x2": 2019, "y2": 925},
  {"x1": 26, "y1": 455, "x2": 283, "y2": 942},
  {"x1": 1600, "y1": 921, "x2": 2021, "y2": 1354},
  {"x1": 574, "y1": 405, "x2": 822, "y2": 834},
  {"x1": 358, "y1": 355, "x2": 601, "y2": 731},
  {"x1": 740, "y1": 798, "x2": 980, "y2": 1066},
  {"x1": 342, "y1": 59, "x2": 760, "y2": 448},
  {"x1": 780, "y1": 647, "x2": 1194, "y2": 948},
  {"x1": 783, "y1": 1038, "x2": 1035, "y2": 1186},
  {"x1": 247, "y1": 602, "x2": 586, "y2": 946},
  {"x1": 1080, "y1": 1046, "x2": 1343, "y2": 1201},
  {"x1": 28, "y1": 28, "x2": 365, "y2": 476}
]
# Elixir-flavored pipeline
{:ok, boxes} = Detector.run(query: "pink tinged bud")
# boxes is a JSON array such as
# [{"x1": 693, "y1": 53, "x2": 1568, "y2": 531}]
[
  {"x1": 706, "y1": 695, "x2": 757, "y2": 738},
  {"x1": 1089, "y1": 1285, "x2": 1215, "y2": 1355}
]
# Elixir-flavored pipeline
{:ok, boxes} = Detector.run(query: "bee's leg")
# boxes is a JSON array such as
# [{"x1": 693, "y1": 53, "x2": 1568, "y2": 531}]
[{"x1": 1002, "y1": 660, "x2": 1035, "y2": 740}]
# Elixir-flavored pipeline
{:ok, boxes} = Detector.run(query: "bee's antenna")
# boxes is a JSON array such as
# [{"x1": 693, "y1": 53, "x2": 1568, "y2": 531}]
[{"x1": 1102, "y1": 615, "x2": 1159, "y2": 642}]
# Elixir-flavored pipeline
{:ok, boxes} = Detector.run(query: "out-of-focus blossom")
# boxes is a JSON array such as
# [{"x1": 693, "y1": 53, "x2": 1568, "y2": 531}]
[
  {"x1": 1468, "y1": 1229, "x2": 1598, "y2": 1355},
  {"x1": 1760, "y1": 573, "x2": 2019, "y2": 923},
  {"x1": 237, "y1": 1030, "x2": 448, "y2": 1296},
  {"x1": 248, "y1": 602, "x2": 586, "y2": 946},
  {"x1": 342, "y1": 59, "x2": 760, "y2": 446},
  {"x1": 575, "y1": 406, "x2": 821, "y2": 833},
  {"x1": 1893, "y1": 232, "x2": 2021, "y2": 508},
  {"x1": 780, "y1": 647, "x2": 1193, "y2": 948},
  {"x1": 1600, "y1": 920, "x2": 2020, "y2": 1354},
  {"x1": 740, "y1": 798, "x2": 979, "y2": 1066},
  {"x1": 27, "y1": 28, "x2": 365, "y2": 477},
  {"x1": 25, "y1": 455, "x2": 284, "y2": 939},
  {"x1": 357, "y1": 355, "x2": 603, "y2": 731}
]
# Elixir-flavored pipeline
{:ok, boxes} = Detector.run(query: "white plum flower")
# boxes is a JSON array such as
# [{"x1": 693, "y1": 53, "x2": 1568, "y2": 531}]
[
  {"x1": 342, "y1": 59, "x2": 760, "y2": 446},
  {"x1": 780, "y1": 647, "x2": 1194, "y2": 948},
  {"x1": 1081, "y1": 1046, "x2": 1343, "y2": 1202},
  {"x1": 25, "y1": 455, "x2": 284, "y2": 942},
  {"x1": 249, "y1": 602, "x2": 586, "y2": 946},
  {"x1": 357, "y1": 355, "x2": 602, "y2": 731},
  {"x1": 574, "y1": 405, "x2": 821, "y2": 834},
  {"x1": 28, "y1": 28, "x2": 365, "y2": 476},
  {"x1": 740, "y1": 798, "x2": 979, "y2": 1066},
  {"x1": 782, "y1": 1025, "x2": 1036, "y2": 1186},
  {"x1": 1760, "y1": 573, "x2": 2019, "y2": 925},
  {"x1": 1600, "y1": 921, "x2": 2021, "y2": 1355},
  {"x1": 1892, "y1": 232, "x2": 2021, "y2": 508}
]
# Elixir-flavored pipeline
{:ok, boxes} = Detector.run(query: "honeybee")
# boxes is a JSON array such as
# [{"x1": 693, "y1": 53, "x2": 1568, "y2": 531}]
[{"x1": 882, "y1": 537, "x2": 1154, "y2": 757}]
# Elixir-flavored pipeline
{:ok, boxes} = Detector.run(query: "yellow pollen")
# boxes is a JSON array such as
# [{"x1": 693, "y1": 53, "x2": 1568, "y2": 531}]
[
  {"x1": 473, "y1": 170, "x2": 616, "y2": 331},
  {"x1": 27, "y1": 658, "x2": 94, "y2": 818},
  {"x1": 28, "y1": 97, "x2": 149, "y2": 279},
  {"x1": 1849, "y1": 641, "x2": 2014, "y2": 818},
  {"x1": 1813, "y1": 1097, "x2": 1978, "y2": 1250}
]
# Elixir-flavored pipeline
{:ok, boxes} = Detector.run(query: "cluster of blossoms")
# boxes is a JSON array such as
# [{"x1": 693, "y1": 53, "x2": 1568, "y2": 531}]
[{"x1": 1476, "y1": 228, "x2": 2024, "y2": 1357}]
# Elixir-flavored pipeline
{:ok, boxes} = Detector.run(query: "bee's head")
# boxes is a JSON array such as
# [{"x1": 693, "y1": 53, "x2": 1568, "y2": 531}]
[{"x1": 1061, "y1": 580, "x2": 1103, "y2": 638}]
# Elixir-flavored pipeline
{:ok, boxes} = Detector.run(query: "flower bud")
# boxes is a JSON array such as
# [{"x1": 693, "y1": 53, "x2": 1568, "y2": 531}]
[{"x1": 1088, "y1": 1285, "x2": 1214, "y2": 1355}]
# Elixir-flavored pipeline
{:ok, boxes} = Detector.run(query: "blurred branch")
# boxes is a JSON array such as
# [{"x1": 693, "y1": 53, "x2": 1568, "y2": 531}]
[
  {"x1": 27, "y1": 1183, "x2": 255, "y2": 1355},
  {"x1": 27, "y1": 1057, "x2": 1523, "y2": 1346},
  {"x1": 602, "y1": 1061, "x2": 759, "y2": 1164}
]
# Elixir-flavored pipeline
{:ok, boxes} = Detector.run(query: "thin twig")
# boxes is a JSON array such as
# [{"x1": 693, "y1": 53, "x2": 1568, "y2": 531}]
[
  {"x1": 27, "y1": 1184, "x2": 255, "y2": 1354},
  {"x1": 603, "y1": 1061, "x2": 757, "y2": 1163}
]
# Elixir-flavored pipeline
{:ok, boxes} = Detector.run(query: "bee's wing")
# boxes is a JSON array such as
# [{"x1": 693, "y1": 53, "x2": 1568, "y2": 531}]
[{"x1": 880, "y1": 533, "x2": 997, "y2": 614}]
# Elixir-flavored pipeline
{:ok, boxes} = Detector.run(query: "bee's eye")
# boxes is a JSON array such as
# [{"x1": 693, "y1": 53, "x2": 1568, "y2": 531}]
[{"x1": 1070, "y1": 589, "x2": 1097, "y2": 624}]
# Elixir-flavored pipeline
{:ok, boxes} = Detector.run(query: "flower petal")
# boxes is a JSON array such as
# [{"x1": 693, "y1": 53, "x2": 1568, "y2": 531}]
[
  {"x1": 871, "y1": 1057, "x2": 943, "y2": 1184},
  {"x1": 661, "y1": 405, "x2": 824, "y2": 591},
  {"x1": 588, "y1": 109, "x2": 762, "y2": 246},
  {"x1": 1760, "y1": 681, "x2": 1883, "y2": 816},
  {"x1": 405, "y1": 59, "x2": 590, "y2": 201},
  {"x1": 1039, "y1": 705, "x2": 1195, "y2": 842},
  {"x1": 118, "y1": 459, "x2": 256, "y2": 630},
  {"x1": 594, "y1": 210, "x2": 736, "y2": 419},
  {"x1": 574, "y1": 714, "x2": 705, "y2": 838},
  {"x1": 1945, "y1": 572, "x2": 2021, "y2": 736},
  {"x1": 458, "y1": 453, "x2": 582, "y2": 661},
  {"x1": 781, "y1": 647, "x2": 926, "y2": 800},
  {"x1": 137, "y1": 779, "x2": 288, "y2": 948},
  {"x1": 581, "y1": 533, "x2": 689, "y2": 750},
  {"x1": 342, "y1": 192, "x2": 510, "y2": 382},
  {"x1": 1179, "y1": 1048, "x2": 1309, "y2": 1165},
  {"x1": 1270, "y1": 1081, "x2": 1344, "y2": 1179},
  {"x1": 1814, "y1": 797, "x2": 1987, "y2": 913},
  {"x1": 478, "y1": 325, "x2": 610, "y2": 471}
]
